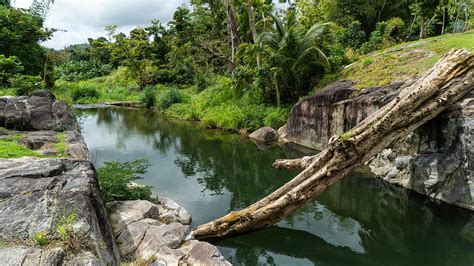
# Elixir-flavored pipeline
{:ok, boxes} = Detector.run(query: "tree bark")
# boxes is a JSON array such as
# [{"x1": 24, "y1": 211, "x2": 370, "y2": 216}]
[
  {"x1": 191, "y1": 49, "x2": 474, "y2": 241},
  {"x1": 223, "y1": 0, "x2": 241, "y2": 70},
  {"x1": 246, "y1": 0, "x2": 260, "y2": 67}
]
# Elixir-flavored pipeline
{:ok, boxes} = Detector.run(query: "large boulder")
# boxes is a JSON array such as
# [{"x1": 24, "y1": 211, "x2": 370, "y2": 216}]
[
  {"x1": 281, "y1": 80, "x2": 473, "y2": 210},
  {"x1": 0, "y1": 158, "x2": 120, "y2": 265},
  {"x1": 0, "y1": 91, "x2": 77, "y2": 131},
  {"x1": 108, "y1": 199, "x2": 230, "y2": 265},
  {"x1": 249, "y1": 127, "x2": 278, "y2": 143}
]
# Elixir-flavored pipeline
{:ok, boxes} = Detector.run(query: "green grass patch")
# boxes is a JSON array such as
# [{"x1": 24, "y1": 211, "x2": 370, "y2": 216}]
[
  {"x1": 341, "y1": 32, "x2": 474, "y2": 88},
  {"x1": 0, "y1": 134, "x2": 43, "y2": 158},
  {"x1": 53, "y1": 67, "x2": 141, "y2": 104},
  {"x1": 55, "y1": 132, "x2": 67, "y2": 157}
]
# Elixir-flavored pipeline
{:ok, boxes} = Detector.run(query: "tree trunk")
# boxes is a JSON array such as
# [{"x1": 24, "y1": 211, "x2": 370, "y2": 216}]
[
  {"x1": 223, "y1": 0, "x2": 241, "y2": 70},
  {"x1": 419, "y1": 16, "x2": 426, "y2": 39},
  {"x1": 441, "y1": 8, "x2": 446, "y2": 35},
  {"x1": 246, "y1": 0, "x2": 260, "y2": 67},
  {"x1": 191, "y1": 49, "x2": 474, "y2": 241}
]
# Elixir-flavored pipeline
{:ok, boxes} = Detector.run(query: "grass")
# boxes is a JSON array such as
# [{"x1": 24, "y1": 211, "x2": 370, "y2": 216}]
[
  {"x1": 55, "y1": 132, "x2": 67, "y2": 157},
  {"x1": 0, "y1": 131, "x2": 69, "y2": 159},
  {"x1": 0, "y1": 134, "x2": 43, "y2": 158},
  {"x1": 341, "y1": 31, "x2": 474, "y2": 88},
  {"x1": 53, "y1": 67, "x2": 141, "y2": 104}
]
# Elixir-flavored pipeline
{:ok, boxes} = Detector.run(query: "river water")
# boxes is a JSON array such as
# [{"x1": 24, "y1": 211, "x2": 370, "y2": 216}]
[{"x1": 76, "y1": 107, "x2": 474, "y2": 266}]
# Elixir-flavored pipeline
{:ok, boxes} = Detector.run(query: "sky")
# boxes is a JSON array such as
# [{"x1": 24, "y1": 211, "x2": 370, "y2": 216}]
[
  {"x1": 13, "y1": 0, "x2": 288, "y2": 50},
  {"x1": 13, "y1": 0, "x2": 189, "y2": 49}
]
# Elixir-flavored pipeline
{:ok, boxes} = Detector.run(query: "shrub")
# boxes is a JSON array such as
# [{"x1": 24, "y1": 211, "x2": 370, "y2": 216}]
[
  {"x1": 57, "y1": 59, "x2": 113, "y2": 82},
  {"x1": 156, "y1": 87, "x2": 182, "y2": 110},
  {"x1": 71, "y1": 85, "x2": 100, "y2": 102},
  {"x1": 264, "y1": 108, "x2": 288, "y2": 129},
  {"x1": 194, "y1": 73, "x2": 209, "y2": 92},
  {"x1": 141, "y1": 86, "x2": 156, "y2": 108},
  {"x1": 8, "y1": 75, "x2": 45, "y2": 96},
  {"x1": 339, "y1": 21, "x2": 366, "y2": 50},
  {"x1": 0, "y1": 55, "x2": 23, "y2": 86},
  {"x1": 97, "y1": 158, "x2": 153, "y2": 202}
]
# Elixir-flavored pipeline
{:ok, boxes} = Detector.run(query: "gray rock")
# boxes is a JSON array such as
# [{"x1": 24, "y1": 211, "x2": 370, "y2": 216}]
[
  {"x1": 157, "y1": 197, "x2": 192, "y2": 225},
  {"x1": 249, "y1": 127, "x2": 278, "y2": 143},
  {"x1": 0, "y1": 158, "x2": 120, "y2": 265},
  {"x1": 0, "y1": 91, "x2": 77, "y2": 131},
  {"x1": 282, "y1": 80, "x2": 473, "y2": 210},
  {"x1": 107, "y1": 200, "x2": 161, "y2": 235},
  {"x1": 108, "y1": 199, "x2": 231, "y2": 265},
  {"x1": 178, "y1": 240, "x2": 232, "y2": 266}
]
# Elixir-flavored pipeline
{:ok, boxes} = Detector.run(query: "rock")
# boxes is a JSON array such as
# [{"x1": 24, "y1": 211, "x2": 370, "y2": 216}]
[
  {"x1": 108, "y1": 199, "x2": 231, "y2": 265},
  {"x1": 154, "y1": 246, "x2": 186, "y2": 265},
  {"x1": 249, "y1": 127, "x2": 278, "y2": 143},
  {"x1": 0, "y1": 158, "x2": 120, "y2": 265},
  {"x1": 134, "y1": 222, "x2": 189, "y2": 259},
  {"x1": 157, "y1": 197, "x2": 192, "y2": 225},
  {"x1": 65, "y1": 130, "x2": 90, "y2": 160},
  {"x1": 107, "y1": 200, "x2": 161, "y2": 235},
  {"x1": 18, "y1": 131, "x2": 59, "y2": 149},
  {"x1": 283, "y1": 80, "x2": 473, "y2": 210},
  {"x1": 178, "y1": 240, "x2": 231, "y2": 266},
  {"x1": 0, "y1": 92, "x2": 77, "y2": 131}
]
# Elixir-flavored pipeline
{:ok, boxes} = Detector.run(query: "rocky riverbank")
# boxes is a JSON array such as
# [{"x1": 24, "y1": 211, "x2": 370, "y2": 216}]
[
  {"x1": 277, "y1": 80, "x2": 473, "y2": 210},
  {"x1": 0, "y1": 92, "x2": 230, "y2": 265}
]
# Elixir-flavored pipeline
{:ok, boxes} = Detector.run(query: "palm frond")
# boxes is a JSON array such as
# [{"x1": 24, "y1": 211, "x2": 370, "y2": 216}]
[
  {"x1": 257, "y1": 31, "x2": 280, "y2": 49},
  {"x1": 301, "y1": 22, "x2": 330, "y2": 50},
  {"x1": 268, "y1": 12, "x2": 285, "y2": 39},
  {"x1": 293, "y1": 46, "x2": 331, "y2": 73}
]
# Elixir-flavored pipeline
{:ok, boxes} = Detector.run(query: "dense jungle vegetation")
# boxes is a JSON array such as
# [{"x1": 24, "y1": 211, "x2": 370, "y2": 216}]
[{"x1": 0, "y1": 0, "x2": 473, "y2": 131}]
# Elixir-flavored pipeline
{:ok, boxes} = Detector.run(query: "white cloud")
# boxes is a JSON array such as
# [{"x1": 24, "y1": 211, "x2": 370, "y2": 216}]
[
  {"x1": 14, "y1": 0, "x2": 188, "y2": 49},
  {"x1": 13, "y1": 0, "x2": 287, "y2": 49}
]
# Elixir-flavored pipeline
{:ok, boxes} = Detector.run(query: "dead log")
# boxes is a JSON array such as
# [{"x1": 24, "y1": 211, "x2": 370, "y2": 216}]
[{"x1": 191, "y1": 49, "x2": 474, "y2": 241}]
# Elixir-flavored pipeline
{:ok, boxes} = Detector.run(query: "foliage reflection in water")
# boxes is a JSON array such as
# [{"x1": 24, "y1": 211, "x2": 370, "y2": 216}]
[{"x1": 76, "y1": 107, "x2": 474, "y2": 266}]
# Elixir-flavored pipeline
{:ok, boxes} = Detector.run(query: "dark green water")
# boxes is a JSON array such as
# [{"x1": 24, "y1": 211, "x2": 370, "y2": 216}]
[{"x1": 76, "y1": 107, "x2": 474, "y2": 266}]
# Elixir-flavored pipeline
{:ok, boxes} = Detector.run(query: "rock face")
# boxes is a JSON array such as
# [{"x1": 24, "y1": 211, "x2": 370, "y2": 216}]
[
  {"x1": 108, "y1": 200, "x2": 231, "y2": 265},
  {"x1": 281, "y1": 81, "x2": 473, "y2": 210},
  {"x1": 0, "y1": 91, "x2": 77, "y2": 131},
  {"x1": 0, "y1": 92, "x2": 119, "y2": 265},
  {"x1": 249, "y1": 127, "x2": 278, "y2": 143},
  {"x1": 0, "y1": 158, "x2": 120, "y2": 265}
]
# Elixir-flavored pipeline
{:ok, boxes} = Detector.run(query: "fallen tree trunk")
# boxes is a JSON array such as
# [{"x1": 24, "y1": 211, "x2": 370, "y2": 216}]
[{"x1": 192, "y1": 49, "x2": 474, "y2": 241}]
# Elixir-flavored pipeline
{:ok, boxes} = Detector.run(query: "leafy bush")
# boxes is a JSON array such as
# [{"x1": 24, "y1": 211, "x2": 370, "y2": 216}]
[
  {"x1": 361, "y1": 18, "x2": 406, "y2": 54},
  {"x1": 0, "y1": 55, "x2": 23, "y2": 86},
  {"x1": 194, "y1": 73, "x2": 209, "y2": 92},
  {"x1": 156, "y1": 87, "x2": 182, "y2": 110},
  {"x1": 71, "y1": 85, "x2": 100, "y2": 102},
  {"x1": 57, "y1": 59, "x2": 113, "y2": 82},
  {"x1": 97, "y1": 158, "x2": 153, "y2": 202},
  {"x1": 8, "y1": 75, "x2": 45, "y2": 96},
  {"x1": 141, "y1": 86, "x2": 156, "y2": 108},
  {"x1": 264, "y1": 108, "x2": 288, "y2": 129},
  {"x1": 339, "y1": 21, "x2": 366, "y2": 50}
]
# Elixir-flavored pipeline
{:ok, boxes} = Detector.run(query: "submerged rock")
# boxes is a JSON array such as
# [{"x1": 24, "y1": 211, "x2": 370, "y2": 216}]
[
  {"x1": 281, "y1": 81, "x2": 473, "y2": 210},
  {"x1": 249, "y1": 127, "x2": 278, "y2": 143},
  {"x1": 108, "y1": 199, "x2": 230, "y2": 265}
]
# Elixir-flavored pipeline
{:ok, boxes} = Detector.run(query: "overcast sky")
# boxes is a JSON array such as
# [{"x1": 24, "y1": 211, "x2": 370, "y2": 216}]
[
  {"x1": 13, "y1": 0, "x2": 189, "y2": 49},
  {"x1": 13, "y1": 0, "x2": 288, "y2": 50}
]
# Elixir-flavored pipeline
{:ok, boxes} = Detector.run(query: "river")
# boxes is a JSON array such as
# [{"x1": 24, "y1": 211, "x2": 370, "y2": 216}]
[{"x1": 76, "y1": 107, "x2": 474, "y2": 265}]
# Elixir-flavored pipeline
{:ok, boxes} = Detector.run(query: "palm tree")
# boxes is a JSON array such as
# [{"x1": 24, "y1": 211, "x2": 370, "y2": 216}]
[{"x1": 258, "y1": 9, "x2": 330, "y2": 106}]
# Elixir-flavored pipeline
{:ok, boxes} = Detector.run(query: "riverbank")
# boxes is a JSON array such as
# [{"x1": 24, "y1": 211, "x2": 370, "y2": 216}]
[
  {"x1": 0, "y1": 92, "x2": 231, "y2": 265},
  {"x1": 52, "y1": 32, "x2": 473, "y2": 134}
]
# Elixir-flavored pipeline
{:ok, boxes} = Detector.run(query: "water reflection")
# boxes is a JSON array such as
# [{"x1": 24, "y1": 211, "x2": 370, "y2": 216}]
[{"x1": 76, "y1": 107, "x2": 474, "y2": 266}]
